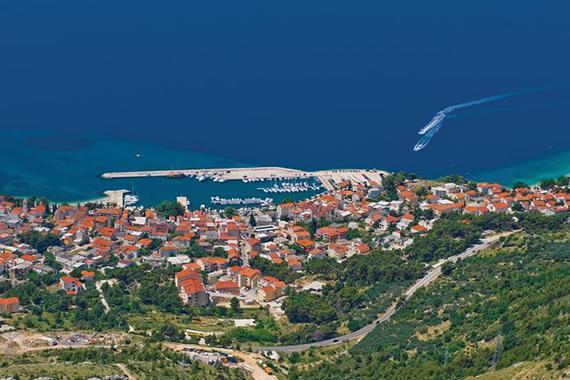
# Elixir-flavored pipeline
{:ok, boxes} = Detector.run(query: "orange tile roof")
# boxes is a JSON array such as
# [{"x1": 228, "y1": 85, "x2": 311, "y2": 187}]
[
  {"x1": 0, "y1": 297, "x2": 19, "y2": 306},
  {"x1": 183, "y1": 262, "x2": 202, "y2": 272},
  {"x1": 180, "y1": 278, "x2": 205, "y2": 295},
  {"x1": 214, "y1": 280, "x2": 239, "y2": 291},
  {"x1": 239, "y1": 267, "x2": 261, "y2": 278}
]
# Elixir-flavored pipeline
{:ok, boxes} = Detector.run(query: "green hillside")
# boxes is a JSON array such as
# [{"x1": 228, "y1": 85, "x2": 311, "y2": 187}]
[{"x1": 295, "y1": 228, "x2": 570, "y2": 379}]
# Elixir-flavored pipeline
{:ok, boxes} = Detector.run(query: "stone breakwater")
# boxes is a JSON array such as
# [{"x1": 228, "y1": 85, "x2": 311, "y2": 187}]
[{"x1": 102, "y1": 167, "x2": 389, "y2": 192}]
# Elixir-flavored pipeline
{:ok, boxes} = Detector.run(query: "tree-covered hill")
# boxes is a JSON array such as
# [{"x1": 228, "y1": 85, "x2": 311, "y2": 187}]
[{"x1": 295, "y1": 229, "x2": 570, "y2": 379}]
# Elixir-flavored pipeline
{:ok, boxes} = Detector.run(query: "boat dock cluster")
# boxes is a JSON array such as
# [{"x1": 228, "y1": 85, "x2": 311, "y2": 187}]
[
  {"x1": 192, "y1": 173, "x2": 227, "y2": 182},
  {"x1": 257, "y1": 182, "x2": 323, "y2": 194},
  {"x1": 210, "y1": 196, "x2": 274, "y2": 206},
  {"x1": 101, "y1": 167, "x2": 389, "y2": 206},
  {"x1": 102, "y1": 166, "x2": 388, "y2": 192}
]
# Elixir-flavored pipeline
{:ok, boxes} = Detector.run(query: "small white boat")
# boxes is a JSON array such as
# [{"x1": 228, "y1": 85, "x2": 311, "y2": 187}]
[{"x1": 124, "y1": 195, "x2": 139, "y2": 206}]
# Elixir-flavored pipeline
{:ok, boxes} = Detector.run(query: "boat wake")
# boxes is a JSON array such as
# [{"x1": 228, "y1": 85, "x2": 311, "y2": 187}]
[{"x1": 414, "y1": 90, "x2": 533, "y2": 151}]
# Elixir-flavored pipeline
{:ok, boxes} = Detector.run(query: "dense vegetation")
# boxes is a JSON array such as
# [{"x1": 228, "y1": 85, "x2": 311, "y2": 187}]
[
  {"x1": 406, "y1": 215, "x2": 482, "y2": 262},
  {"x1": 282, "y1": 251, "x2": 423, "y2": 340},
  {"x1": 281, "y1": 212, "x2": 540, "y2": 340},
  {"x1": 250, "y1": 256, "x2": 300, "y2": 283},
  {"x1": 404, "y1": 211, "x2": 568, "y2": 262},
  {"x1": 381, "y1": 172, "x2": 414, "y2": 200},
  {"x1": 2, "y1": 265, "x2": 218, "y2": 334},
  {"x1": 295, "y1": 225, "x2": 570, "y2": 379},
  {"x1": 19, "y1": 230, "x2": 61, "y2": 253},
  {"x1": 156, "y1": 200, "x2": 185, "y2": 218}
]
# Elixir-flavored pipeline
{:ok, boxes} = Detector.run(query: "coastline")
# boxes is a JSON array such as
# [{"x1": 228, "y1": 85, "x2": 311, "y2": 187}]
[
  {"x1": 471, "y1": 147, "x2": 570, "y2": 186},
  {"x1": 7, "y1": 192, "x2": 108, "y2": 208},
  {"x1": 69, "y1": 193, "x2": 110, "y2": 207},
  {"x1": 3, "y1": 168, "x2": 388, "y2": 209},
  {"x1": 6, "y1": 153, "x2": 570, "y2": 208},
  {"x1": 2, "y1": 129, "x2": 570, "y2": 206}
]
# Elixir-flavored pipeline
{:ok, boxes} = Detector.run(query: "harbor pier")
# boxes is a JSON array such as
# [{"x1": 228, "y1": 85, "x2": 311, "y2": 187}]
[
  {"x1": 102, "y1": 167, "x2": 310, "y2": 181},
  {"x1": 101, "y1": 167, "x2": 388, "y2": 192}
]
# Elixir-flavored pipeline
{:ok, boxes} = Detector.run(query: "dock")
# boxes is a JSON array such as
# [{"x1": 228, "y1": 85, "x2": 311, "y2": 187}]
[
  {"x1": 101, "y1": 167, "x2": 389, "y2": 192},
  {"x1": 102, "y1": 167, "x2": 310, "y2": 181}
]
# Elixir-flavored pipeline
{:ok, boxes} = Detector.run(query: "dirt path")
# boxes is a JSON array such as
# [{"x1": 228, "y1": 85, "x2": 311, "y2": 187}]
[
  {"x1": 0, "y1": 330, "x2": 121, "y2": 355},
  {"x1": 166, "y1": 342, "x2": 277, "y2": 380},
  {"x1": 1, "y1": 331, "x2": 276, "y2": 380},
  {"x1": 95, "y1": 279, "x2": 116, "y2": 314},
  {"x1": 115, "y1": 363, "x2": 138, "y2": 380}
]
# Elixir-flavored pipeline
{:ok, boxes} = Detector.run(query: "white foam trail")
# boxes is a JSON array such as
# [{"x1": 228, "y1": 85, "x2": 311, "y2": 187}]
[
  {"x1": 414, "y1": 89, "x2": 533, "y2": 150},
  {"x1": 442, "y1": 93, "x2": 519, "y2": 114}
]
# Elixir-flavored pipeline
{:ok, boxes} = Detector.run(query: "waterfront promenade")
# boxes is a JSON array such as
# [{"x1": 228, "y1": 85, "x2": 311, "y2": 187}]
[{"x1": 102, "y1": 167, "x2": 388, "y2": 191}]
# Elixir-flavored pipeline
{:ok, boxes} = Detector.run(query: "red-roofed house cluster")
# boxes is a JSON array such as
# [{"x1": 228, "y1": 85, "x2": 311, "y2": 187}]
[{"x1": 1, "y1": 174, "x2": 568, "y2": 307}]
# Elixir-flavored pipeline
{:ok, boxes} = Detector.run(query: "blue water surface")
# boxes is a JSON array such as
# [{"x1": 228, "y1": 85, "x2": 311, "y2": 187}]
[{"x1": 1, "y1": 1, "x2": 569, "y2": 204}]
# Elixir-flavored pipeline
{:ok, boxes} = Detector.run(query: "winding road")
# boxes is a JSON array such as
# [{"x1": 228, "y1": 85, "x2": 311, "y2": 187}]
[
  {"x1": 256, "y1": 232, "x2": 513, "y2": 353},
  {"x1": 0, "y1": 231, "x2": 514, "y2": 380}
]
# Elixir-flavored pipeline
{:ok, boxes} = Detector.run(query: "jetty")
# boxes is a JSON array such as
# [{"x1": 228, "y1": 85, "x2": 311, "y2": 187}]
[
  {"x1": 101, "y1": 167, "x2": 388, "y2": 192},
  {"x1": 102, "y1": 166, "x2": 309, "y2": 181}
]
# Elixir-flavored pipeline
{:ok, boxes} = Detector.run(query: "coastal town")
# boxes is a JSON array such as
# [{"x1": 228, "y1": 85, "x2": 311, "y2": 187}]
[
  {"x1": 1, "y1": 167, "x2": 570, "y2": 379},
  {"x1": 3, "y1": 0, "x2": 568, "y2": 377},
  {"x1": 1, "y1": 171, "x2": 569, "y2": 317}
]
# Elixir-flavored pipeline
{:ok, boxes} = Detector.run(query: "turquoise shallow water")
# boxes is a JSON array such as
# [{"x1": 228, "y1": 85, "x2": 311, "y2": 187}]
[
  {"x1": 1, "y1": 128, "x2": 569, "y2": 207},
  {"x1": 0, "y1": 130, "x2": 322, "y2": 207},
  {"x1": 471, "y1": 148, "x2": 570, "y2": 186}
]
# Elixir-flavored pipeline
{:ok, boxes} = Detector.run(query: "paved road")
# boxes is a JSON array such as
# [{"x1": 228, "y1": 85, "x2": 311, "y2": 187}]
[{"x1": 257, "y1": 232, "x2": 512, "y2": 353}]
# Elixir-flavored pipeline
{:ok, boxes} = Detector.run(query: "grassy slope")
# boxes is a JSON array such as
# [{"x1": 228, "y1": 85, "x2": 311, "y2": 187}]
[
  {"x1": 0, "y1": 363, "x2": 119, "y2": 379},
  {"x1": 0, "y1": 346, "x2": 248, "y2": 380},
  {"x1": 465, "y1": 360, "x2": 569, "y2": 380}
]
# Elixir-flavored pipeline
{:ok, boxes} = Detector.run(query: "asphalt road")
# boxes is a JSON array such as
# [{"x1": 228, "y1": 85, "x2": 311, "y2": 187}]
[{"x1": 257, "y1": 232, "x2": 512, "y2": 353}]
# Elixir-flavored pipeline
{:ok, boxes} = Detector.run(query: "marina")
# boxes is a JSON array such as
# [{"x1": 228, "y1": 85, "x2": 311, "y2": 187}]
[
  {"x1": 210, "y1": 196, "x2": 274, "y2": 206},
  {"x1": 102, "y1": 167, "x2": 387, "y2": 191},
  {"x1": 257, "y1": 181, "x2": 323, "y2": 194},
  {"x1": 99, "y1": 166, "x2": 388, "y2": 208}
]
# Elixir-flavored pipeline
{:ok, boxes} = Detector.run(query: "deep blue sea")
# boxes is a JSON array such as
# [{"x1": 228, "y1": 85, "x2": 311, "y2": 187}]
[{"x1": 1, "y1": 1, "x2": 569, "y2": 206}]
